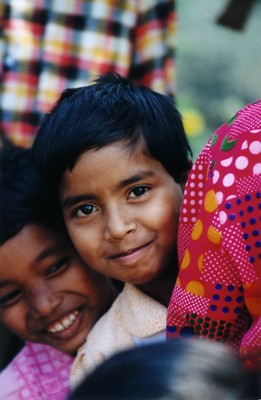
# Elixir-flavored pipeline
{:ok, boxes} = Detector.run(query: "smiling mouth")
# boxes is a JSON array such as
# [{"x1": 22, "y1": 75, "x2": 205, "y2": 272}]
[
  {"x1": 109, "y1": 240, "x2": 153, "y2": 259},
  {"x1": 45, "y1": 309, "x2": 80, "y2": 334}
]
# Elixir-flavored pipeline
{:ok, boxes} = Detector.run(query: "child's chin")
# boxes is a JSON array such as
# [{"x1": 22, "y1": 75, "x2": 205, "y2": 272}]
[{"x1": 48, "y1": 334, "x2": 86, "y2": 355}]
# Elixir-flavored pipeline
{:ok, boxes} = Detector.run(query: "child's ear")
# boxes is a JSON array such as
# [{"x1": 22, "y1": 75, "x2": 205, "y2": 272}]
[{"x1": 180, "y1": 160, "x2": 193, "y2": 192}]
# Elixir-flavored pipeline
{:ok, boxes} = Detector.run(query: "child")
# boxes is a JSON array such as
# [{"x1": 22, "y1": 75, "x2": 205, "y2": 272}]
[
  {"x1": 167, "y1": 99, "x2": 261, "y2": 371},
  {"x1": 0, "y1": 144, "x2": 118, "y2": 399},
  {"x1": 32, "y1": 73, "x2": 193, "y2": 386}
]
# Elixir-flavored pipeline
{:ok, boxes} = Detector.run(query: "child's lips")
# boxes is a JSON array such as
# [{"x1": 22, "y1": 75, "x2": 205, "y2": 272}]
[
  {"x1": 41, "y1": 307, "x2": 84, "y2": 340},
  {"x1": 108, "y1": 240, "x2": 154, "y2": 260},
  {"x1": 46, "y1": 310, "x2": 79, "y2": 334}
]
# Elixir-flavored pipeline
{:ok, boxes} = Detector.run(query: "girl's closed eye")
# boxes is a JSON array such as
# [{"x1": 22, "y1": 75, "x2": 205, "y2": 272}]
[
  {"x1": 128, "y1": 185, "x2": 150, "y2": 199},
  {"x1": 0, "y1": 289, "x2": 22, "y2": 307},
  {"x1": 73, "y1": 204, "x2": 98, "y2": 218},
  {"x1": 44, "y1": 256, "x2": 71, "y2": 278}
]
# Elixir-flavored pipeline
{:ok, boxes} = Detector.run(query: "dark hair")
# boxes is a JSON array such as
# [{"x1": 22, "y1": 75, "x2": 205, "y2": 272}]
[
  {"x1": 69, "y1": 340, "x2": 260, "y2": 400},
  {"x1": 0, "y1": 143, "x2": 64, "y2": 245},
  {"x1": 33, "y1": 73, "x2": 192, "y2": 193}
]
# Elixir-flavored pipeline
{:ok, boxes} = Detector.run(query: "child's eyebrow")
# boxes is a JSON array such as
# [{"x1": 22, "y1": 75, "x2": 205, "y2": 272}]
[
  {"x1": 35, "y1": 244, "x2": 66, "y2": 262},
  {"x1": 62, "y1": 170, "x2": 155, "y2": 210},
  {"x1": 62, "y1": 193, "x2": 97, "y2": 210},
  {"x1": 0, "y1": 280, "x2": 12, "y2": 289},
  {"x1": 117, "y1": 170, "x2": 154, "y2": 190}
]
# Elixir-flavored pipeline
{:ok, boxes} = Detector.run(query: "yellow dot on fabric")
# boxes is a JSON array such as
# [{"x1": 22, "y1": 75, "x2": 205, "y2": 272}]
[
  {"x1": 191, "y1": 219, "x2": 203, "y2": 240},
  {"x1": 204, "y1": 190, "x2": 218, "y2": 213},
  {"x1": 176, "y1": 277, "x2": 181, "y2": 287},
  {"x1": 186, "y1": 281, "x2": 205, "y2": 297},
  {"x1": 181, "y1": 249, "x2": 190, "y2": 270},
  {"x1": 245, "y1": 297, "x2": 261, "y2": 318},
  {"x1": 207, "y1": 227, "x2": 221, "y2": 244},
  {"x1": 198, "y1": 254, "x2": 204, "y2": 272},
  {"x1": 244, "y1": 282, "x2": 253, "y2": 290}
]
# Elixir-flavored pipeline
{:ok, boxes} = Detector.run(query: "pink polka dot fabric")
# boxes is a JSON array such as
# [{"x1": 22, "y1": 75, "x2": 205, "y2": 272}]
[{"x1": 167, "y1": 99, "x2": 261, "y2": 371}]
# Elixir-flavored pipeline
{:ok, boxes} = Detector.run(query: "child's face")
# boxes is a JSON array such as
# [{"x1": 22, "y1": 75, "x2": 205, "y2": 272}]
[
  {"x1": 0, "y1": 223, "x2": 113, "y2": 355},
  {"x1": 60, "y1": 141, "x2": 184, "y2": 286}
]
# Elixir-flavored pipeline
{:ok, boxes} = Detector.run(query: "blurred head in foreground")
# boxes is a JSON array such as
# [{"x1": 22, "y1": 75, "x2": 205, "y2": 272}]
[{"x1": 70, "y1": 339, "x2": 260, "y2": 400}]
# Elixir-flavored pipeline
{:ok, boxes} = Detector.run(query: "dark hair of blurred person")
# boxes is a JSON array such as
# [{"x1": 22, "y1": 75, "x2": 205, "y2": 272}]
[{"x1": 69, "y1": 339, "x2": 260, "y2": 400}]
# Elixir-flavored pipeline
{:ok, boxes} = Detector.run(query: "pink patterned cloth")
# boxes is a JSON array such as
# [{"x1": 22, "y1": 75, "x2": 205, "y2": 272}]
[
  {"x1": 0, "y1": 342, "x2": 73, "y2": 399},
  {"x1": 167, "y1": 100, "x2": 261, "y2": 371}
]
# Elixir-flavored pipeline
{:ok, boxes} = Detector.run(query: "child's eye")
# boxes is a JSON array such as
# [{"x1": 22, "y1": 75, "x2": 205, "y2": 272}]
[
  {"x1": 44, "y1": 257, "x2": 70, "y2": 277},
  {"x1": 128, "y1": 185, "x2": 150, "y2": 199},
  {"x1": 74, "y1": 204, "x2": 98, "y2": 218},
  {"x1": 0, "y1": 289, "x2": 22, "y2": 307}
]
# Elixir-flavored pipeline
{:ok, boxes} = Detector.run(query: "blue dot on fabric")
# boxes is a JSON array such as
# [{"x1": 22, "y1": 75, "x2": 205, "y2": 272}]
[
  {"x1": 227, "y1": 285, "x2": 234, "y2": 291},
  {"x1": 210, "y1": 305, "x2": 217, "y2": 311},
  {"x1": 250, "y1": 256, "x2": 255, "y2": 263},
  {"x1": 249, "y1": 218, "x2": 256, "y2": 225},
  {"x1": 243, "y1": 233, "x2": 248, "y2": 239},
  {"x1": 253, "y1": 230, "x2": 259, "y2": 237},
  {"x1": 239, "y1": 210, "x2": 244, "y2": 216},
  {"x1": 180, "y1": 327, "x2": 195, "y2": 338},
  {"x1": 245, "y1": 194, "x2": 251, "y2": 201},
  {"x1": 246, "y1": 244, "x2": 251, "y2": 251},
  {"x1": 236, "y1": 198, "x2": 242, "y2": 205},
  {"x1": 225, "y1": 203, "x2": 232, "y2": 209},
  {"x1": 225, "y1": 296, "x2": 232, "y2": 302},
  {"x1": 167, "y1": 326, "x2": 177, "y2": 333},
  {"x1": 256, "y1": 192, "x2": 261, "y2": 199},
  {"x1": 236, "y1": 296, "x2": 243, "y2": 303},
  {"x1": 247, "y1": 206, "x2": 254, "y2": 213},
  {"x1": 234, "y1": 307, "x2": 240, "y2": 314},
  {"x1": 256, "y1": 240, "x2": 261, "y2": 248},
  {"x1": 259, "y1": 253, "x2": 261, "y2": 259},
  {"x1": 222, "y1": 307, "x2": 229, "y2": 313},
  {"x1": 239, "y1": 286, "x2": 243, "y2": 292},
  {"x1": 229, "y1": 214, "x2": 236, "y2": 221},
  {"x1": 216, "y1": 284, "x2": 222, "y2": 290},
  {"x1": 213, "y1": 294, "x2": 219, "y2": 300}
]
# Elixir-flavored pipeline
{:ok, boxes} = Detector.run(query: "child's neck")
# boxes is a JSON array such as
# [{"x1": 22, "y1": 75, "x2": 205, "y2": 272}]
[{"x1": 137, "y1": 267, "x2": 178, "y2": 307}]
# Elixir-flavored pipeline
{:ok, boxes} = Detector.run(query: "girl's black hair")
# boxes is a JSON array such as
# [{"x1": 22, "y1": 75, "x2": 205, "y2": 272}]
[
  {"x1": 33, "y1": 73, "x2": 192, "y2": 197},
  {"x1": 0, "y1": 143, "x2": 64, "y2": 245}
]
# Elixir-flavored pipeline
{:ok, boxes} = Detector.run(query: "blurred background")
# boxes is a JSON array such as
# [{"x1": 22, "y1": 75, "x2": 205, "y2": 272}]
[{"x1": 177, "y1": 0, "x2": 261, "y2": 156}]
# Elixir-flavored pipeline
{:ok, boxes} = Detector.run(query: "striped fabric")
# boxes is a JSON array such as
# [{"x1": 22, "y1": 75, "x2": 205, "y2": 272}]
[{"x1": 0, "y1": 0, "x2": 176, "y2": 147}]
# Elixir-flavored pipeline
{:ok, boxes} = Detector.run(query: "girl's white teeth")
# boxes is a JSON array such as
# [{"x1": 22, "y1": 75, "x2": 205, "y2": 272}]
[{"x1": 47, "y1": 310, "x2": 79, "y2": 333}]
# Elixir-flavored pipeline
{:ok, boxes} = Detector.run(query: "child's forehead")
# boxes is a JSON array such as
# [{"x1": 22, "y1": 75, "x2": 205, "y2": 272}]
[
  {"x1": 0, "y1": 224, "x2": 69, "y2": 261},
  {"x1": 75, "y1": 139, "x2": 150, "y2": 168},
  {"x1": 66, "y1": 144, "x2": 158, "y2": 185},
  {"x1": 59, "y1": 140, "x2": 175, "y2": 208}
]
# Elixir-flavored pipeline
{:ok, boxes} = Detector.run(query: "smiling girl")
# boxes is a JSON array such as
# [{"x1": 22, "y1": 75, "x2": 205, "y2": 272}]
[{"x1": 0, "y1": 144, "x2": 117, "y2": 399}]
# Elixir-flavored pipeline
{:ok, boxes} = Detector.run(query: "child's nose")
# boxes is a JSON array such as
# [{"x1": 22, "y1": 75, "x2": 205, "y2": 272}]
[
  {"x1": 29, "y1": 286, "x2": 62, "y2": 317},
  {"x1": 104, "y1": 206, "x2": 137, "y2": 240}
]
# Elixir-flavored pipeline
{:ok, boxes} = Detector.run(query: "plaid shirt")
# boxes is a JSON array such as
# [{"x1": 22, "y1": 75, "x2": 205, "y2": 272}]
[{"x1": 0, "y1": 0, "x2": 176, "y2": 147}]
